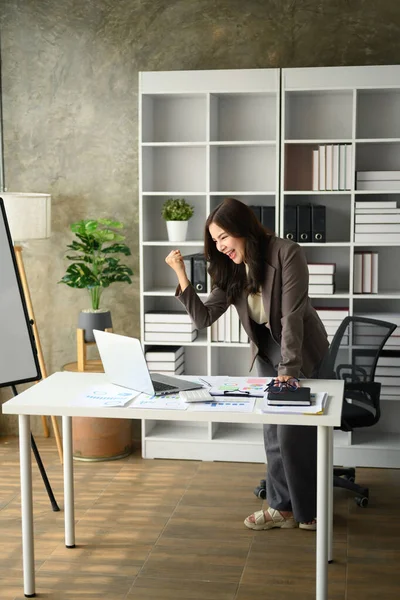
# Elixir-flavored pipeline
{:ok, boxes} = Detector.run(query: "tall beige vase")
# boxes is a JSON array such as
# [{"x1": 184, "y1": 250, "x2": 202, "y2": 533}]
[{"x1": 72, "y1": 417, "x2": 133, "y2": 461}]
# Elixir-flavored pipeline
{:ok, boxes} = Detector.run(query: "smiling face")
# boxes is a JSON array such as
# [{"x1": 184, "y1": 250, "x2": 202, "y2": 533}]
[{"x1": 208, "y1": 222, "x2": 246, "y2": 264}]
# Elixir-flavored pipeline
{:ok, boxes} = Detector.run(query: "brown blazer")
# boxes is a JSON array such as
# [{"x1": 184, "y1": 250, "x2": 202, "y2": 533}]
[{"x1": 176, "y1": 236, "x2": 329, "y2": 378}]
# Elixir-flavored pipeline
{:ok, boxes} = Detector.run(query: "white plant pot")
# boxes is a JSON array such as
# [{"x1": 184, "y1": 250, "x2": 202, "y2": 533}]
[{"x1": 166, "y1": 220, "x2": 189, "y2": 242}]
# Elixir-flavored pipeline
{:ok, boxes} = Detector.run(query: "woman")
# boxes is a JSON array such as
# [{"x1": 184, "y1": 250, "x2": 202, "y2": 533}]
[{"x1": 165, "y1": 197, "x2": 329, "y2": 531}]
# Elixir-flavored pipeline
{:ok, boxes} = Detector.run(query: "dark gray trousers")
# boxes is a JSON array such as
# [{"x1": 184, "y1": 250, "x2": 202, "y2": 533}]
[{"x1": 256, "y1": 340, "x2": 318, "y2": 523}]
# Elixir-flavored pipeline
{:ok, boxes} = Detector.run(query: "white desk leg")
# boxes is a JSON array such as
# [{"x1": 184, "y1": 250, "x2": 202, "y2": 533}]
[
  {"x1": 19, "y1": 414, "x2": 35, "y2": 597},
  {"x1": 62, "y1": 416, "x2": 75, "y2": 548},
  {"x1": 328, "y1": 427, "x2": 334, "y2": 563},
  {"x1": 316, "y1": 425, "x2": 329, "y2": 600}
]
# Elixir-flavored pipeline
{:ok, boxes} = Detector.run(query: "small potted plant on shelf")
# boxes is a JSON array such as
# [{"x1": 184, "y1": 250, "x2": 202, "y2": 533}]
[
  {"x1": 59, "y1": 218, "x2": 133, "y2": 341},
  {"x1": 161, "y1": 197, "x2": 194, "y2": 242}
]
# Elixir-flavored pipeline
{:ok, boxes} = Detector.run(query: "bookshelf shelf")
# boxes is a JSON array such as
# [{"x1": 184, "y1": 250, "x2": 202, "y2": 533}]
[
  {"x1": 139, "y1": 69, "x2": 280, "y2": 464},
  {"x1": 282, "y1": 65, "x2": 400, "y2": 469},
  {"x1": 210, "y1": 342, "x2": 251, "y2": 348},
  {"x1": 139, "y1": 66, "x2": 400, "y2": 468},
  {"x1": 142, "y1": 191, "x2": 207, "y2": 196},
  {"x1": 284, "y1": 190, "x2": 351, "y2": 195},
  {"x1": 285, "y1": 139, "x2": 353, "y2": 144},
  {"x1": 145, "y1": 422, "x2": 209, "y2": 441},
  {"x1": 210, "y1": 190, "x2": 276, "y2": 196},
  {"x1": 209, "y1": 140, "x2": 277, "y2": 146},
  {"x1": 143, "y1": 241, "x2": 204, "y2": 246},
  {"x1": 299, "y1": 242, "x2": 351, "y2": 247},
  {"x1": 143, "y1": 288, "x2": 208, "y2": 297},
  {"x1": 142, "y1": 142, "x2": 207, "y2": 147},
  {"x1": 355, "y1": 138, "x2": 400, "y2": 143}
]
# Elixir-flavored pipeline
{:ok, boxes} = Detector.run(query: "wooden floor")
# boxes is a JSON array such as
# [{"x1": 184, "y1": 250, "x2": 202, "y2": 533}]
[{"x1": 1, "y1": 437, "x2": 400, "y2": 599}]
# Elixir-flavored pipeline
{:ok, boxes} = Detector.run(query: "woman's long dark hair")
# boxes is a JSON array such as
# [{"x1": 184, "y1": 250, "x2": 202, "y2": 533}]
[{"x1": 204, "y1": 198, "x2": 274, "y2": 303}]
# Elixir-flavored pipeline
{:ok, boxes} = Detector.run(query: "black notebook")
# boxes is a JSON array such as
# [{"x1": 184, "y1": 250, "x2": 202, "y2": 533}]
[{"x1": 267, "y1": 386, "x2": 311, "y2": 406}]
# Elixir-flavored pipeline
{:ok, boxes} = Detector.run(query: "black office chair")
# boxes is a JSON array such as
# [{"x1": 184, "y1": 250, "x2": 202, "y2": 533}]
[
  {"x1": 253, "y1": 316, "x2": 397, "y2": 507},
  {"x1": 318, "y1": 315, "x2": 397, "y2": 506}
]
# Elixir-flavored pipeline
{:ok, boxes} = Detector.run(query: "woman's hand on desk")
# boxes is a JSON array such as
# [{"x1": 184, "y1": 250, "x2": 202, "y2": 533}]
[{"x1": 273, "y1": 375, "x2": 299, "y2": 387}]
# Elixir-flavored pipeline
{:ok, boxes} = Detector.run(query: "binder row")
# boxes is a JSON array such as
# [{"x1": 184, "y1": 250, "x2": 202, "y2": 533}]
[
  {"x1": 249, "y1": 205, "x2": 276, "y2": 232},
  {"x1": 312, "y1": 144, "x2": 352, "y2": 191},
  {"x1": 284, "y1": 204, "x2": 325, "y2": 243},
  {"x1": 211, "y1": 306, "x2": 249, "y2": 343},
  {"x1": 354, "y1": 252, "x2": 378, "y2": 294}
]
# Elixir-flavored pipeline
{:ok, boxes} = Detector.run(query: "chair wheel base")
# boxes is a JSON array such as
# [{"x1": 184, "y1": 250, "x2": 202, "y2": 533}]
[
  {"x1": 355, "y1": 496, "x2": 369, "y2": 507},
  {"x1": 253, "y1": 479, "x2": 267, "y2": 499}
]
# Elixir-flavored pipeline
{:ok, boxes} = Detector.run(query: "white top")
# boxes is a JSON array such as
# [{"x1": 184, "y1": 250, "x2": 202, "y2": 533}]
[
  {"x1": 246, "y1": 264, "x2": 268, "y2": 326},
  {"x1": 2, "y1": 372, "x2": 344, "y2": 428}
]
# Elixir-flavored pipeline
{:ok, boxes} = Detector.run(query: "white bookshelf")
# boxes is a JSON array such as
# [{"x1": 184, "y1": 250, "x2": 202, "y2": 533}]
[
  {"x1": 281, "y1": 65, "x2": 400, "y2": 468},
  {"x1": 139, "y1": 69, "x2": 280, "y2": 463},
  {"x1": 139, "y1": 66, "x2": 400, "y2": 468}
]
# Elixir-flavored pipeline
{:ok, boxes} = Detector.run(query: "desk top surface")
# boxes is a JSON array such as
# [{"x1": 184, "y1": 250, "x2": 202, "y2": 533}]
[{"x1": 2, "y1": 372, "x2": 344, "y2": 427}]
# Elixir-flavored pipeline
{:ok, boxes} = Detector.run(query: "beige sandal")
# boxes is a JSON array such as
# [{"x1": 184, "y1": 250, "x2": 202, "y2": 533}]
[{"x1": 244, "y1": 507, "x2": 298, "y2": 530}]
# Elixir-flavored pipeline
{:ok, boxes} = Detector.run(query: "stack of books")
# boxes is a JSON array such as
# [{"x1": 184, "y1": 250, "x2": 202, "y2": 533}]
[
  {"x1": 375, "y1": 353, "x2": 400, "y2": 402},
  {"x1": 355, "y1": 313, "x2": 400, "y2": 349},
  {"x1": 356, "y1": 171, "x2": 400, "y2": 191},
  {"x1": 354, "y1": 252, "x2": 378, "y2": 294},
  {"x1": 211, "y1": 306, "x2": 249, "y2": 343},
  {"x1": 314, "y1": 307, "x2": 349, "y2": 344},
  {"x1": 354, "y1": 199, "x2": 400, "y2": 243},
  {"x1": 145, "y1": 346, "x2": 185, "y2": 375},
  {"x1": 144, "y1": 311, "x2": 198, "y2": 343},
  {"x1": 308, "y1": 263, "x2": 336, "y2": 295},
  {"x1": 312, "y1": 144, "x2": 352, "y2": 191}
]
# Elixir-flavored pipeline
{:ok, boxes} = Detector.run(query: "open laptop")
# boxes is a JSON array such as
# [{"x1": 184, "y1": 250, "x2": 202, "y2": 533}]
[{"x1": 93, "y1": 330, "x2": 203, "y2": 395}]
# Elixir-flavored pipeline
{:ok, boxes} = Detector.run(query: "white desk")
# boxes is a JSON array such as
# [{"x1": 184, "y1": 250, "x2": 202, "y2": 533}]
[{"x1": 2, "y1": 372, "x2": 343, "y2": 600}]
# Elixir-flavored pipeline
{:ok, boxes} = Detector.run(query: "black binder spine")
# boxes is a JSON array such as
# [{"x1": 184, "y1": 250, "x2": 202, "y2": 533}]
[
  {"x1": 182, "y1": 253, "x2": 195, "y2": 283},
  {"x1": 284, "y1": 205, "x2": 297, "y2": 241},
  {"x1": 296, "y1": 205, "x2": 311, "y2": 243},
  {"x1": 261, "y1": 206, "x2": 275, "y2": 233},
  {"x1": 311, "y1": 205, "x2": 326, "y2": 243},
  {"x1": 192, "y1": 254, "x2": 207, "y2": 293},
  {"x1": 249, "y1": 206, "x2": 261, "y2": 222}
]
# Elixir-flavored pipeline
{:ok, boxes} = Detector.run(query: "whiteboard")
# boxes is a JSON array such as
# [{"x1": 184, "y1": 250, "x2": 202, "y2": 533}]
[{"x1": 0, "y1": 198, "x2": 41, "y2": 387}]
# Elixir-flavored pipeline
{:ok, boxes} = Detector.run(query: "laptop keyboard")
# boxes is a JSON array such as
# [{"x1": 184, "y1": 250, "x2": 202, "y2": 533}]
[{"x1": 151, "y1": 379, "x2": 177, "y2": 393}]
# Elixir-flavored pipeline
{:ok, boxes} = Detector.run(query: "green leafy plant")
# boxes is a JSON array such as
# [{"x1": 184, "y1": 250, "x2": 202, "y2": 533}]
[
  {"x1": 59, "y1": 219, "x2": 133, "y2": 310},
  {"x1": 161, "y1": 197, "x2": 194, "y2": 221}
]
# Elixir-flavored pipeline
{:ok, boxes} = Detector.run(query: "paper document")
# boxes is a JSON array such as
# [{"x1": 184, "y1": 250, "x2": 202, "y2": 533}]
[
  {"x1": 206, "y1": 376, "x2": 273, "y2": 398},
  {"x1": 189, "y1": 398, "x2": 256, "y2": 413},
  {"x1": 129, "y1": 393, "x2": 189, "y2": 410},
  {"x1": 71, "y1": 384, "x2": 140, "y2": 407},
  {"x1": 261, "y1": 392, "x2": 329, "y2": 415}
]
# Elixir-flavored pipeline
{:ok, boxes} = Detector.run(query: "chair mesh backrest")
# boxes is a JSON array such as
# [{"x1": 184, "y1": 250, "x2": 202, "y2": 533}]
[{"x1": 319, "y1": 316, "x2": 397, "y2": 383}]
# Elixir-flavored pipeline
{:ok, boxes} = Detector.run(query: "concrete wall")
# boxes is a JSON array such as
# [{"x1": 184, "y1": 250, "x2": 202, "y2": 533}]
[{"x1": 1, "y1": 0, "x2": 400, "y2": 435}]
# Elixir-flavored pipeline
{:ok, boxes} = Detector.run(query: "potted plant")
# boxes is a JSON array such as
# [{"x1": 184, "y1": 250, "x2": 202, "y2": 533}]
[
  {"x1": 161, "y1": 197, "x2": 194, "y2": 242},
  {"x1": 59, "y1": 218, "x2": 133, "y2": 341}
]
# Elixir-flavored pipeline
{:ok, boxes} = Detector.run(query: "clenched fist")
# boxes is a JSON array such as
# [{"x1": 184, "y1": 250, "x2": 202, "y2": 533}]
[{"x1": 165, "y1": 249, "x2": 186, "y2": 275}]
